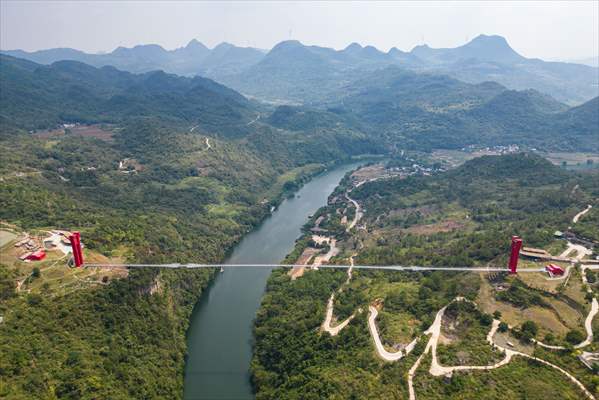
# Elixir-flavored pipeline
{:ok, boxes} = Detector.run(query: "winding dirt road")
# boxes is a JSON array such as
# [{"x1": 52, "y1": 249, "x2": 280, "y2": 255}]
[
  {"x1": 322, "y1": 255, "x2": 357, "y2": 336},
  {"x1": 345, "y1": 193, "x2": 362, "y2": 232},
  {"x1": 408, "y1": 298, "x2": 596, "y2": 400},
  {"x1": 322, "y1": 294, "x2": 355, "y2": 336},
  {"x1": 368, "y1": 305, "x2": 419, "y2": 361},
  {"x1": 573, "y1": 205, "x2": 592, "y2": 223}
]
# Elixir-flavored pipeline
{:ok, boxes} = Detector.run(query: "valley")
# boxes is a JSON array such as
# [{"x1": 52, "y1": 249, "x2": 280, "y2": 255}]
[{"x1": 0, "y1": 11, "x2": 598, "y2": 400}]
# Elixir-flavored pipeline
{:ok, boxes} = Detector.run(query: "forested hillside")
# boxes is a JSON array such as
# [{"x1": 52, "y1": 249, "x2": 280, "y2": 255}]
[
  {"x1": 0, "y1": 54, "x2": 252, "y2": 133},
  {"x1": 2, "y1": 54, "x2": 597, "y2": 154},
  {"x1": 215, "y1": 35, "x2": 597, "y2": 105},
  {"x1": 252, "y1": 154, "x2": 599, "y2": 399},
  {"x1": 0, "y1": 120, "x2": 328, "y2": 398},
  {"x1": 332, "y1": 67, "x2": 599, "y2": 151},
  {"x1": 0, "y1": 55, "x2": 377, "y2": 398}
]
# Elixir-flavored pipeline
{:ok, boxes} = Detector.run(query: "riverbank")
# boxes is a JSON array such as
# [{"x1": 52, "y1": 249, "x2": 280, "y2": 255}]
[{"x1": 183, "y1": 161, "x2": 365, "y2": 399}]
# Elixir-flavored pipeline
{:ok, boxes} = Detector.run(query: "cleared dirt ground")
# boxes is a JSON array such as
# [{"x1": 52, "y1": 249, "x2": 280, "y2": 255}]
[{"x1": 34, "y1": 124, "x2": 115, "y2": 141}]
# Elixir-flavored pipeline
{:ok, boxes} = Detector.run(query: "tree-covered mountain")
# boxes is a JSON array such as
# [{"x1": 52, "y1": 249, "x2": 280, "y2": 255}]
[
  {"x1": 5, "y1": 35, "x2": 597, "y2": 105},
  {"x1": 0, "y1": 54, "x2": 254, "y2": 134},
  {"x1": 217, "y1": 35, "x2": 598, "y2": 105},
  {"x1": 0, "y1": 55, "x2": 377, "y2": 400},
  {"x1": 2, "y1": 39, "x2": 265, "y2": 77},
  {"x1": 272, "y1": 67, "x2": 599, "y2": 151},
  {"x1": 2, "y1": 54, "x2": 596, "y2": 153}
]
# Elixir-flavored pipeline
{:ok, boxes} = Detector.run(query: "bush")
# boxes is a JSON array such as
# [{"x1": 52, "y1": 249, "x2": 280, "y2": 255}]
[
  {"x1": 479, "y1": 313, "x2": 493, "y2": 326},
  {"x1": 565, "y1": 329, "x2": 585, "y2": 344},
  {"x1": 27, "y1": 294, "x2": 42, "y2": 306},
  {"x1": 498, "y1": 322, "x2": 509, "y2": 332},
  {"x1": 586, "y1": 270, "x2": 596, "y2": 284},
  {"x1": 32, "y1": 267, "x2": 41, "y2": 278},
  {"x1": 520, "y1": 320, "x2": 538, "y2": 341}
]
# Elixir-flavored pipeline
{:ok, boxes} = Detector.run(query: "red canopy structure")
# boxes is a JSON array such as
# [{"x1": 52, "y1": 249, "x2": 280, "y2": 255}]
[
  {"x1": 26, "y1": 250, "x2": 46, "y2": 261},
  {"x1": 545, "y1": 264, "x2": 565, "y2": 277}
]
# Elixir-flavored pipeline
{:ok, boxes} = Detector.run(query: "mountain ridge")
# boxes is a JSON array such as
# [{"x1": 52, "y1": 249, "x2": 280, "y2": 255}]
[{"x1": 4, "y1": 34, "x2": 598, "y2": 105}]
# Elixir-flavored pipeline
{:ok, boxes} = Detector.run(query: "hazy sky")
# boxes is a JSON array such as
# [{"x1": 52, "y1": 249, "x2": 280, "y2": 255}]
[{"x1": 1, "y1": 1, "x2": 597, "y2": 60}]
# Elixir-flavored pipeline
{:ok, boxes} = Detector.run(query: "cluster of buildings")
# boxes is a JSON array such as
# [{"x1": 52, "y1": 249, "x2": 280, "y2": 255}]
[
  {"x1": 15, "y1": 230, "x2": 75, "y2": 263},
  {"x1": 396, "y1": 163, "x2": 443, "y2": 177},
  {"x1": 460, "y1": 144, "x2": 520, "y2": 154},
  {"x1": 15, "y1": 235, "x2": 45, "y2": 262}
]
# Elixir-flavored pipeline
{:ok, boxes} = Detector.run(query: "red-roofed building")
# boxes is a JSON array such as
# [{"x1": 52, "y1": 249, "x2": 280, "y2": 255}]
[{"x1": 545, "y1": 264, "x2": 564, "y2": 277}]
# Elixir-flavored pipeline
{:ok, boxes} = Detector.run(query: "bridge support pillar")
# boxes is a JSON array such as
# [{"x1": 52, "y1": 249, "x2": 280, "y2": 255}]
[{"x1": 508, "y1": 235, "x2": 522, "y2": 274}]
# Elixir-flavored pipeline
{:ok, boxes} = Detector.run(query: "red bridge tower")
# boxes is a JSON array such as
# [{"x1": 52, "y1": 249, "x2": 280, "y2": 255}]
[
  {"x1": 508, "y1": 235, "x2": 522, "y2": 274},
  {"x1": 68, "y1": 231, "x2": 84, "y2": 268}
]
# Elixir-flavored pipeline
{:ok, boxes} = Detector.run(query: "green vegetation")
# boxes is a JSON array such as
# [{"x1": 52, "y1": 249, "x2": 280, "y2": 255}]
[
  {"x1": 1, "y1": 41, "x2": 597, "y2": 400},
  {"x1": 572, "y1": 207, "x2": 599, "y2": 243},
  {"x1": 437, "y1": 301, "x2": 503, "y2": 366},
  {"x1": 413, "y1": 356, "x2": 586, "y2": 400},
  {"x1": 0, "y1": 54, "x2": 381, "y2": 398},
  {"x1": 0, "y1": 268, "x2": 214, "y2": 399},
  {"x1": 496, "y1": 280, "x2": 549, "y2": 309},
  {"x1": 352, "y1": 154, "x2": 589, "y2": 268},
  {"x1": 252, "y1": 154, "x2": 599, "y2": 398}
]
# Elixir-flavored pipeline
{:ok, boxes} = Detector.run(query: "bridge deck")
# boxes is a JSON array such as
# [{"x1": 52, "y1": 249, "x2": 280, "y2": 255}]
[{"x1": 84, "y1": 263, "x2": 545, "y2": 273}]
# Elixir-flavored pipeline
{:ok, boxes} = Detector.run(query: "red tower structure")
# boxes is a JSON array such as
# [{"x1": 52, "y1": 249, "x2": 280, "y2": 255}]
[
  {"x1": 68, "y1": 231, "x2": 84, "y2": 268},
  {"x1": 508, "y1": 235, "x2": 522, "y2": 274}
]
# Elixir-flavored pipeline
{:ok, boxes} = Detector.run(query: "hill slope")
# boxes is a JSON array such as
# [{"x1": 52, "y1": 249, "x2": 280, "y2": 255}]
[
  {"x1": 251, "y1": 153, "x2": 599, "y2": 399},
  {"x1": 0, "y1": 54, "x2": 253, "y2": 134}
]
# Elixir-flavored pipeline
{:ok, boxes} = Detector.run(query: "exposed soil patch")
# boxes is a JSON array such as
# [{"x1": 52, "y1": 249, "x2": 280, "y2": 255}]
[
  {"x1": 70, "y1": 125, "x2": 115, "y2": 141},
  {"x1": 351, "y1": 164, "x2": 385, "y2": 182},
  {"x1": 288, "y1": 247, "x2": 320, "y2": 279},
  {"x1": 404, "y1": 219, "x2": 465, "y2": 235},
  {"x1": 34, "y1": 124, "x2": 115, "y2": 142}
]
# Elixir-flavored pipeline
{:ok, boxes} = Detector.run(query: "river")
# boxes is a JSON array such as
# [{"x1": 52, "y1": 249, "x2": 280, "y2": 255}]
[{"x1": 183, "y1": 162, "x2": 362, "y2": 399}]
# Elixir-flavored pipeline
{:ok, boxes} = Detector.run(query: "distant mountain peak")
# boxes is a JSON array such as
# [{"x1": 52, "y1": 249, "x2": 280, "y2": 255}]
[
  {"x1": 459, "y1": 34, "x2": 523, "y2": 62},
  {"x1": 411, "y1": 44, "x2": 430, "y2": 51},
  {"x1": 272, "y1": 40, "x2": 304, "y2": 50},
  {"x1": 464, "y1": 34, "x2": 513, "y2": 52},
  {"x1": 214, "y1": 42, "x2": 234, "y2": 50},
  {"x1": 470, "y1": 34, "x2": 509, "y2": 45},
  {"x1": 112, "y1": 43, "x2": 167, "y2": 57},
  {"x1": 344, "y1": 42, "x2": 363, "y2": 52},
  {"x1": 185, "y1": 39, "x2": 208, "y2": 50},
  {"x1": 410, "y1": 34, "x2": 523, "y2": 65}
]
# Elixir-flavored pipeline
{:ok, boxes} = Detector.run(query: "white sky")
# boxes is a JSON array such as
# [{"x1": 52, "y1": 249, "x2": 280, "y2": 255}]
[{"x1": 1, "y1": 1, "x2": 597, "y2": 60}]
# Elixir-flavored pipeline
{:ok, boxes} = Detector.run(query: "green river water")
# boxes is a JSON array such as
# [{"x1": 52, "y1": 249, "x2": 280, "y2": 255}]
[{"x1": 183, "y1": 162, "x2": 362, "y2": 399}]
